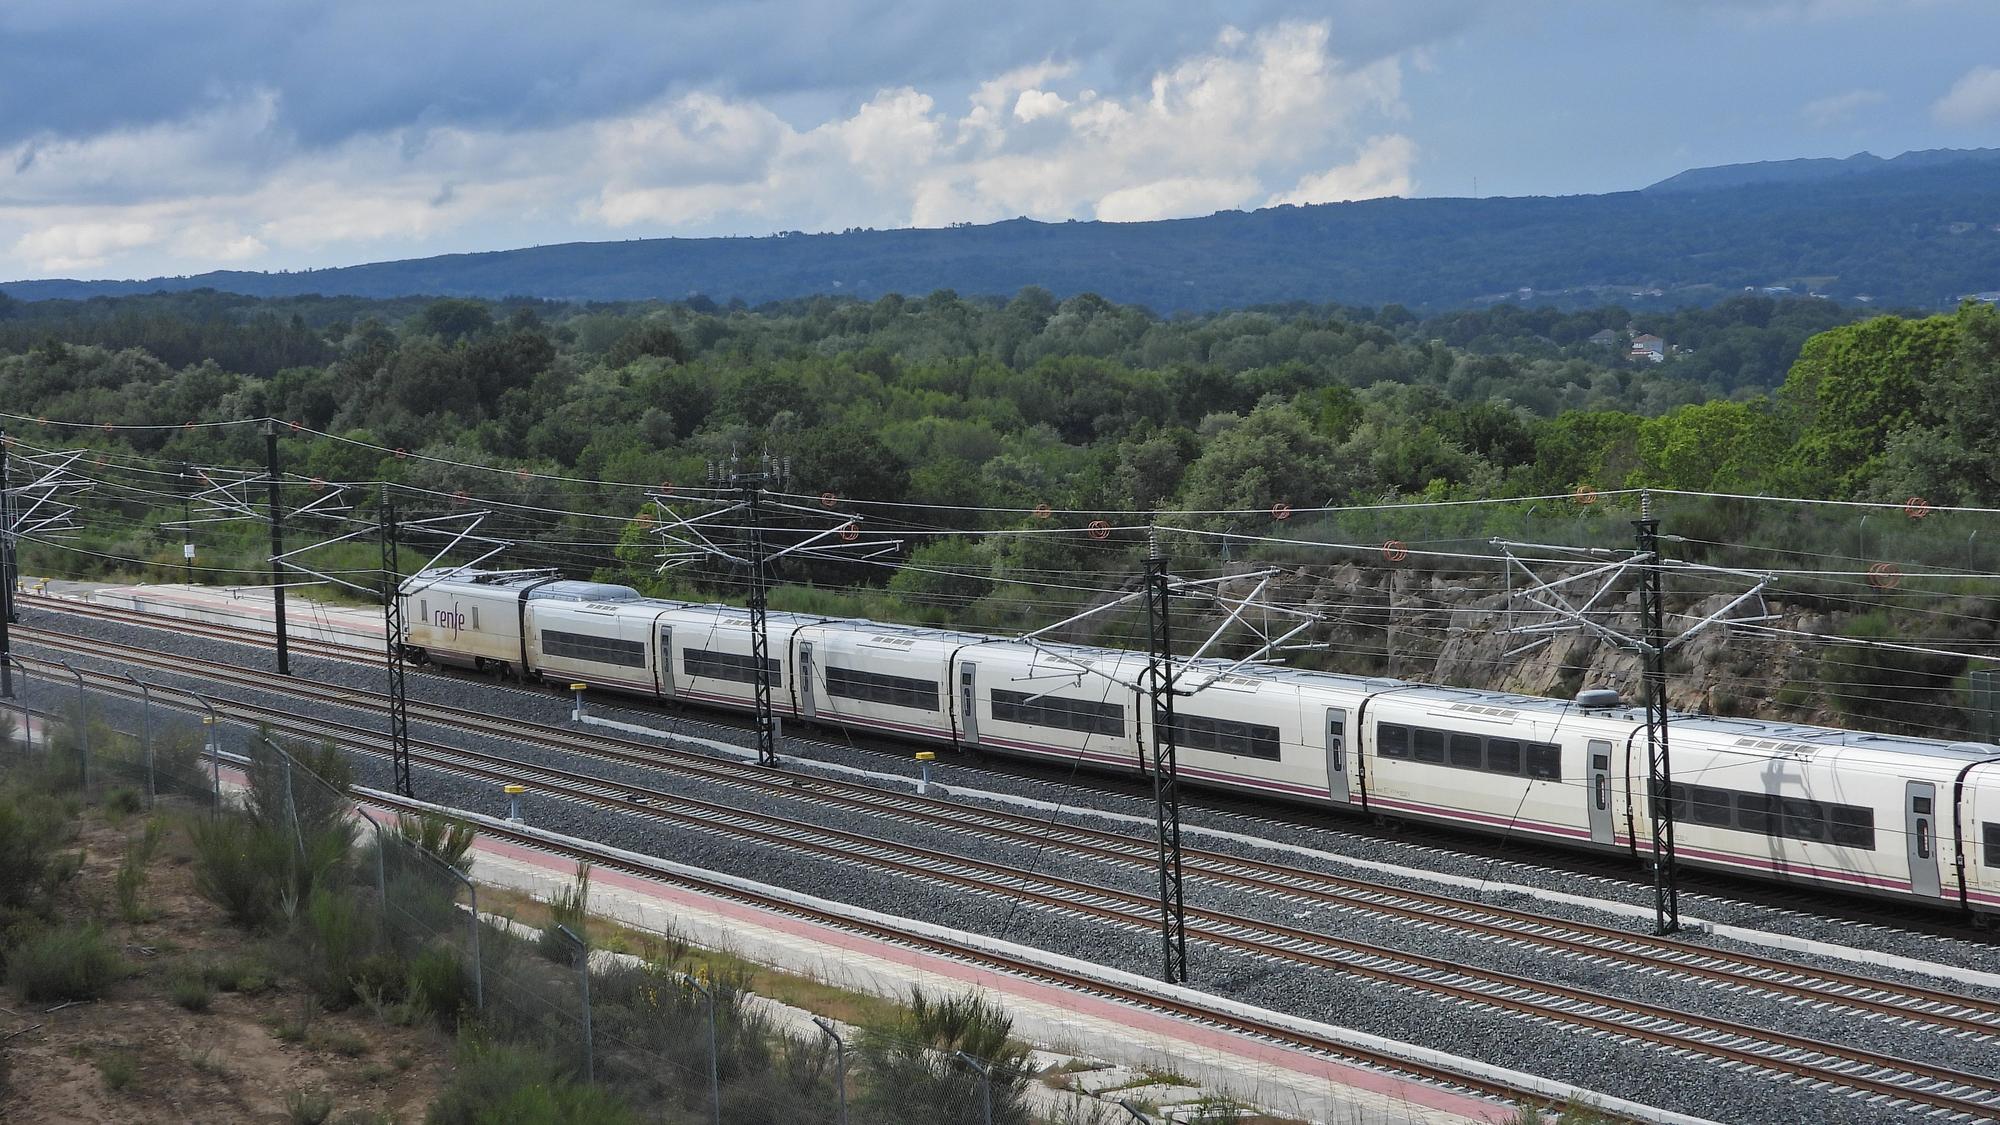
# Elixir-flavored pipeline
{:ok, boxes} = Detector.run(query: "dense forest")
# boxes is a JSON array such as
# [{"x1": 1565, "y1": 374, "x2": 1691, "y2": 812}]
[
  {"x1": 0, "y1": 286, "x2": 1926, "y2": 517},
  {"x1": 5, "y1": 285, "x2": 2000, "y2": 731},
  {"x1": 7, "y1": 153, "x2": 1999, "y2": 312}
]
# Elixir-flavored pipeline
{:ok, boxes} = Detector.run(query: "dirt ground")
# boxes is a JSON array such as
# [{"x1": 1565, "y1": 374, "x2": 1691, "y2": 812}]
[{"x1": 0, "y1": 805, "x2": 447, "y2": 1124}]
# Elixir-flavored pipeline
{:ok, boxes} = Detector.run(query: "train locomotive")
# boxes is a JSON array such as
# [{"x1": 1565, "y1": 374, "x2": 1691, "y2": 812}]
[{"x1": 400, "y1": 567, "x2": 2000, "y2": 917}]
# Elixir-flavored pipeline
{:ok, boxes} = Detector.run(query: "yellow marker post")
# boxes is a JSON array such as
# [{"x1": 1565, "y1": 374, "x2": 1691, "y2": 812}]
[
  {"x1": 569, "y1": 683, "x2": 589, "y2": 723},
  {"x1": 504, "y1": 783, "x2": 528, "y2": 824},
  {"x1": 915, "y1": 750, "x2": 937, "y2": 795}
]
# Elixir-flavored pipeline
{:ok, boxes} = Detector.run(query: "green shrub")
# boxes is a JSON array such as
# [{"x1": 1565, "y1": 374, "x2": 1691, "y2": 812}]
[
  {"x1": 0, "y1": 791, "x2": 81, "y2": 932},
  {"x1": 425, "y1": 1039, "x2": 637, "y2": 1125},
  {"x1": 395, "y1": 811, "x2": 476, "y2": 873},
  {"x1": 105, "y1": 787, "x2": 142, "y2": 816},
  {"x1": 188, "y1": 813, "x2": 285, "y2": 928},
  {"x1": 6, "y1": 923, "x2": 128, "y2": 1002},
  {"x1": 114, "y1": 819, "x2": 166, "y2": 925},
  {"x1": 205, "y1": 956, "x2": 274, "y2": 995},
  {"x1": 538, "y1": 861, "x2": 590, "y2": 962},
  {"x1": 858, "y1": 988, "x2": 1033, "y2": 1125},
  {"x1": 169, "y1": 968, "x2": 213, "y2": 1012},
  {"x1": 98, "y1": 1050, "x2": 138, "y2": 1092},
  {"x1": 284, "y1": 1087, "x2": 335, "y2": 1125},
  {"x1": 407, "y1": 945, "x2": 471, "y2": 1028},
  {"x1": 348, "y1": 952, "x2": 410, "y2": 1007},
  {"x1": 304, "y1": 887, "x2": 370, "y2": 1006}
]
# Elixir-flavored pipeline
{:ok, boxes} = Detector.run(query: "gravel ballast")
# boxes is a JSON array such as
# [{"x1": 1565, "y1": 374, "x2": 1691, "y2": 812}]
[{"x1": 16, "y1": 606, "x2": 2000, "y2": 1123}]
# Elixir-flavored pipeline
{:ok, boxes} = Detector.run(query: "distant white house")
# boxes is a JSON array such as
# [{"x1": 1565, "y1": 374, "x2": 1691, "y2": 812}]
[{"x1": 1630, "y1": 333, "x2": 1668, "y2": 363}]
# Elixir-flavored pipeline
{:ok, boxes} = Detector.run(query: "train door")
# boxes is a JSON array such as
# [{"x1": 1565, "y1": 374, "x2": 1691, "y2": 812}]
[
  {"x1": 1325, "y1": 708, "x2": 1350, "y2": 805},
  {"x1": 1587, "y1": 739, "x2": 1614, "y2": 846},
  {"x1": 1907, "y1": 781, "x2": 1942, "y2": 898},
  {"x1": 656, "y1": 625, "x2": 676, "y2": 699},
  {"x1": 958, "y1": 663, "x2": 980, "y2": 747},
  {"x1": 797, "y1": 641, "x2": 818, "y2": 720}
]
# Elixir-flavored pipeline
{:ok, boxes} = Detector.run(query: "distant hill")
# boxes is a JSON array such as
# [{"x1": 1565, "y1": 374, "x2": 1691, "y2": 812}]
[
  {"x1": 7, "y1": 151, "x2": 1999, "y2": 312},
  {"x1": 1643, "y1": 146, "x2": 2000, "y2": 193}
]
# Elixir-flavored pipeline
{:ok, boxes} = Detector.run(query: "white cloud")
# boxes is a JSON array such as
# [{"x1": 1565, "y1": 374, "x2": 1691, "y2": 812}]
[
  {"x1": 12, "y1": 220, "x2": 156, "y2": 272},
  {"x1": 0, "y1": 18, "x2": 1417, "y2": 279},
  {"x1": 1268, "y1": 135, "x2": 1418, "y2": 206},
  {"x1": 1800, "y1": 88, "x2": 1886, "y2": 127},
  {"x1": 1934, "y1": 65, "x2": 2000, "y2": 126},
  {"x1": 1013, "y1": 89, "x2": 1069, "y2": 123}
]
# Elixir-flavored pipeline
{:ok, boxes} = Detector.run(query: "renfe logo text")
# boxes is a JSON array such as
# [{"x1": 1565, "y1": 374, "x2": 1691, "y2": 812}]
[{"x1": 435, "y1": 605, "x2": 467, "y2": 637}]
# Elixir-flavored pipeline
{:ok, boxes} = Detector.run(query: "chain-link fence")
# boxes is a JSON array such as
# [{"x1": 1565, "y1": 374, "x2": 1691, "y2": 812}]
[
  {"x1": 0, "y1": 662, "x2": 220, "y2": 809},
  {"x1": 0, "y1": 673, "x2": 1146, "y2": 1124}
]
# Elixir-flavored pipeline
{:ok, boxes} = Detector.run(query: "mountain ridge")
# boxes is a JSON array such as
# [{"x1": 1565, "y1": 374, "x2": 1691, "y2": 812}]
[{"x1": 7, "y1": 150, "x2": 1999, "y2": 313}]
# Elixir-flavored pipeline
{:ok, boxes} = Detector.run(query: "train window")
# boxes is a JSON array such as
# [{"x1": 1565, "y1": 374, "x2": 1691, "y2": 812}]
[
  {"x1": 826, "y1": 665, "x2": 940, "y2": 712},
  {"x1": 1449, "y1": 733, "x2": 1483, "y2": 769},
  {"x1": 470, "y1": 607, "x2": 480, "y2": 630},
  {"x1": 1378, "y1": 725, "x2": 1410, "y2": 759},
  {"x1": 1525, "y1": 744, "x2": 1562, "y2": 781},
  {"x1": 1485, "y1": 739, "x2": 1520, "y2": 774},
  {"x1": 1828, "y1": 807, "x2": 1876, "y2": 850},
  {"x1": 542, "y1": 629, "x2": 647, "y2": 669},
  {"x1": 684, "y1": 648, "x2": 782, "y2": 685},
  {"x1": 1166, "y1": 713, "x2": 1282, "y2": 761},
  {"x1": 1691, "y1": 787, "x2": 1733, "y2": 827},
  {"x1": 1413, "y1": 729, "x2": 1446, "y2": 764},
  {"x1": 1780, "y1": 798, "x2": 1826, "y2": 842},
  {"x1": 1985, "y1": 823, "x2": 2000, "y2": 867},
  {"x1": 1912, "y1": 796, "x2": 1933, "y2": 816},
  {"x1": 1735, "y1": 793, "x2": 1777, "y2": 835},
  {"x1": 991, "y1": 689, "x2": 1124, "y2": 736},
  {"x1": 1662, "y1": 783, "x2": 1690, "y2": 820}
]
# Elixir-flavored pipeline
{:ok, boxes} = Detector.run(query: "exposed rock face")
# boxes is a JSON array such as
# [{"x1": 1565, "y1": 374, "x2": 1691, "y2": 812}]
[{"x1": 1232, "y1": 564, "x2": 1874, "y2": 729}]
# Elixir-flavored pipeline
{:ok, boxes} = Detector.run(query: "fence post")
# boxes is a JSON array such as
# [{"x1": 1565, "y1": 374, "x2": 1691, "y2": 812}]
[
  {"x1": 686, "y1": 973, "x2": 720, "y2": 1125},
  {"x1": 59, "y1": 659, "x2": 87, "y2": 792},
  {"x1": 193, "y1": 693, "x2": 221, "y2": 810},
  {"x1": 7, "y1": 655, "x2": 28, "y2": 753},
  {"x1": 274, "y1": 739, "x2": 307, "y2": 862},
  {"x1": 123, "y1": 673, "x2": 154, "y2": 804},
  {"x1": 956, "y1": 1052, "x2": 993, "y2": 1125},
  {"x1": 353, "y1": 804, "x2": 390, "y2": 950},
  {"x1": 557, "y1": 924, "x2": 592, "y2": 1083},
  {"x1": 463, "y1": 876, "x2": 483, "y2": 1012},
  {"x1": 813, "y1": 1016, "x2": 847, "y2": 1125}
]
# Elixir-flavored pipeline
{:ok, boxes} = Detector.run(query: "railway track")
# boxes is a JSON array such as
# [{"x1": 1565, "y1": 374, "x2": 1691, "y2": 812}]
[
  {"x1": 14, "y1": 628, "x2": 2000, "y2": 1121},
  {"x1": 28, "y1": 589, "x2": 1995, "y2": 945}
]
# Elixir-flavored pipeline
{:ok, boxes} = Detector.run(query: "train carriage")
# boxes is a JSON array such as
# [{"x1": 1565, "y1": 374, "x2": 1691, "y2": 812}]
[
  {"x1": 789, "y1": 621, "x2": 977, "y2": 743},
  {"x1": 1360, "y1": 688, "x2": 1634, "y2": 851},
  {"x1": 1646, "y1": 720, "x2": 1998, "y2": 903},
  {"x1": 653, "y1": 604, "x2": 823, "y2": 719},
  {"x1": 399, "y1": 567, "x2": 2000, "y2": 917},
  {"x1": 1141, "y1": 665, "x2": 1362, "y2": 805},
  {"x1": 949, "y1": 641, "x2": 1147, "y2": 772}
]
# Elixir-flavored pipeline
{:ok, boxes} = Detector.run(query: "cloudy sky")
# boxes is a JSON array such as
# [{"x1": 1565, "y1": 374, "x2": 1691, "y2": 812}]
[{"x1": 2, "y1": 0, "x2": 1996, "y2": 280}]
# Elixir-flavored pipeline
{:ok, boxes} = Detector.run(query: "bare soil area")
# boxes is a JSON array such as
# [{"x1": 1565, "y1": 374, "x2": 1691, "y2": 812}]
[{"x1": 1, "y1": 805, "x2": 447, "y2": 1124}]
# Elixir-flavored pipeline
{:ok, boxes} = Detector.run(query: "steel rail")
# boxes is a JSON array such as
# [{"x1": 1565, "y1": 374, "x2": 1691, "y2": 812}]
[
  {"x1": 17, "y1": 616, "x2": 2000, "y2": 1038},
  {"x1": 18, "y1": 646, "x2": 2000, "y2": 1122}
]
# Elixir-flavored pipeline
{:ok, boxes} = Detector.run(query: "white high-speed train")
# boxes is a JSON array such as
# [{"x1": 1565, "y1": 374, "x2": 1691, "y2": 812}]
[{"x1": 400, "y1": 568, "x2": 2000, "y2": 917}]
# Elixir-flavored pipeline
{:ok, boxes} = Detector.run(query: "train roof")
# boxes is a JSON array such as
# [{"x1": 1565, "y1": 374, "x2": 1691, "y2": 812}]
[{"x1": 1668, "y1": 714, "x2": 2000, "y2": 761}]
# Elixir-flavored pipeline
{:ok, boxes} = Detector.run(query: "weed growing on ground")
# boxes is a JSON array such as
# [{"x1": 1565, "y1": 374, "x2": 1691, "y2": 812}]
[
  {"x1": 284, "y1": 1087, "x2": 335, "y2": 1125},
  {"x1": 6, "y1": 922, "x2": 127, "y2": 1002},
  {"x1": 169, "y1": 967, "x2": 213, "y2": 1012},
  {"x1": 114, "y1": 818, "x2": 165, "y2": 924},
  {"x1": 97, "y1": 1050, "x2": 137, "y2": 1092}
]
